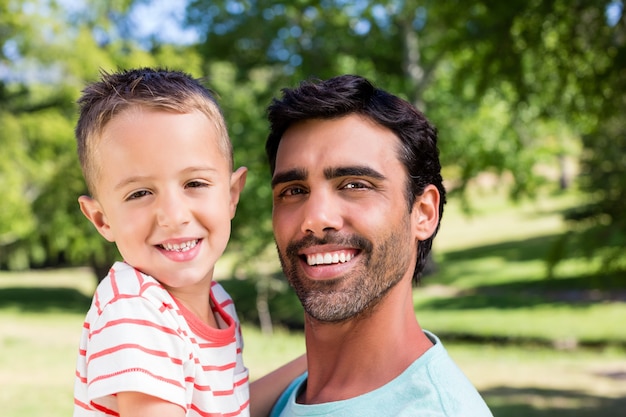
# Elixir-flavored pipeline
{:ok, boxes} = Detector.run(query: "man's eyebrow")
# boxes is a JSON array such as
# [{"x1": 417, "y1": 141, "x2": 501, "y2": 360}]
[
  {"x1": 324, "y1": 166, "x2": 386, "y2": 180},
  {"x1": 271, "y1": 168, "x2": 307, "y2": 188}
]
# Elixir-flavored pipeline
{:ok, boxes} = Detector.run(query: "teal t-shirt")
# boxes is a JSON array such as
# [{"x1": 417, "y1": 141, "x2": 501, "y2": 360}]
[{"x1": 270, "y1": 331, "x2": 493, "y2": 417}]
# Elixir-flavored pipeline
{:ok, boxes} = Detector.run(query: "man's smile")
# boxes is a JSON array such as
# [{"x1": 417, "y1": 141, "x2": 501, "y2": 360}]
[{"x1": 305, "y1": 250, "x2": 356, "y2": 266}]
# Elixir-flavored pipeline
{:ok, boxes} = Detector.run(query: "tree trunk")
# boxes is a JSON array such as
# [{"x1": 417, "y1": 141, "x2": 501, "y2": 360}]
[{"x1": 256, "y1": 286, "x2": 273, "y2": 335}]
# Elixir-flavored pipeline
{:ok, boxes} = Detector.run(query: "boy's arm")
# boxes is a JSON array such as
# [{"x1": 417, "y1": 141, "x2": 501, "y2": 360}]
[
  {"x1": 249, "y1": 354, "x2": 307, "y2": 417},
  {"x1": 117, "y1": 392, "x2": 185, "y2": 417}
]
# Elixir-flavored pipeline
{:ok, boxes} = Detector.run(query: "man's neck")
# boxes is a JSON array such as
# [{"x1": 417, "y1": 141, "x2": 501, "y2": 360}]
[{"x1": 300, "y1": 279, "x2": 433, "y2": 404}]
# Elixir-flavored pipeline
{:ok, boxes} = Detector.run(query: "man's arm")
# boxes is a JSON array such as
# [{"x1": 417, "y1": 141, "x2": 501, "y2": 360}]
[{"x1": 249, "y1": 354, "x2": 307, "y2": 417}]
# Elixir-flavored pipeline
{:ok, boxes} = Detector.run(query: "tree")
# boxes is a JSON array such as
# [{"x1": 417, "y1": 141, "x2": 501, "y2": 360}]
[
  {"x1": 183, "y1": 0, "x2": 571, "y2": 330},
  {"x1": 186, "y1": 0, "x2": 626, "y2": 279},
  {"x1": 1, "y1": 0, "x2": 622, "y2": 301},
  {"x1": 455, "y1": 0, "x2": 626, "y2": 275},
  {"x1": 0, "y1": 0, "x2": 205, "y2": 281}
]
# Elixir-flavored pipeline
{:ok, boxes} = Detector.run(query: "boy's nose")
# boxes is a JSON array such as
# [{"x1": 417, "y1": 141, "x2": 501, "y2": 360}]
[{"x1": 156, "y1": 192, "x2": 191, "y2": 228}]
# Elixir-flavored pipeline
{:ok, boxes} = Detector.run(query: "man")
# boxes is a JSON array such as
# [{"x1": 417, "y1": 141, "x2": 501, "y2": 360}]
[{"x1": 265, "y1": 75, "x2": 493, "y2": 416}]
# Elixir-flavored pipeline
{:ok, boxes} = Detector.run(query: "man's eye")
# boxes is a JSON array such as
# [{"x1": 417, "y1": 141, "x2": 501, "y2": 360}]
[
  {"x1": 280, "y1": 186, "x2": 307, "y2": 197},
  {"x1": 343, "y1": 181, "x2": 368, "y2": 190},
  {"x1": 127, "y1": 190, "x2": 151, "y2": 200}
]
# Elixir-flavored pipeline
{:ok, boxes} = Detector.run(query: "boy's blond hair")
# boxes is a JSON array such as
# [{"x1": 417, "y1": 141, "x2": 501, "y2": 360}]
[{"x1": 75, "y1": 68, "x2": 232, "y2": 196}]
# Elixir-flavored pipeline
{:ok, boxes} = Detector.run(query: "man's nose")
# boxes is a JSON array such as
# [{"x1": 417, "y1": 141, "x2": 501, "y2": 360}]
[{"x1": 300, "y1": 189, "x2": 343, "y2": 236}]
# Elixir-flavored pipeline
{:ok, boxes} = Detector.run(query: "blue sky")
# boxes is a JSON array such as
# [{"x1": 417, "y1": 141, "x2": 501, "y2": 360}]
[
  {"x1": 56, "y1": 0, "x2": 200, "y2": 45},
  {"x1": 128, "y1": 0, "x2": 199, "y2": 44}
]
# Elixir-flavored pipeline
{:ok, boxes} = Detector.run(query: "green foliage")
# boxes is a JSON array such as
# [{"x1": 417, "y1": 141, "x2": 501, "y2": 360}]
[
  {"x1": 0, "y1": 0, "x2": 623, "y2": 283},
  {"x1": 0, "y1": 0, "x2": 207, "y2": 279},
  {"x1": 0, "y1": 113, "x2": 35, "y2": 247},
  {"x1": 0, "y1": 80, "x2": 79, "y2": 269},
  {"x1": 556, "y1": 112, "x2": 626, "y2": 275},
  {"x1": 205, "y1": 62, "x2": 277, "y2": 257}
]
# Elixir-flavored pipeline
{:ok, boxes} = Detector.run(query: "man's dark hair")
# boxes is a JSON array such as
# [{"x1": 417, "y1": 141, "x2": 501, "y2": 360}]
[{"x1": 265, "y1": 74, "x2": 446, "y2": 283}]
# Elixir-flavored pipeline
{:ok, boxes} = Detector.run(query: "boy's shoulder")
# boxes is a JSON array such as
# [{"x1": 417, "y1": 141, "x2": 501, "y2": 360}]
[
  {"x1": 209, "y1": 280, "x2": 232, "y2": 303},
  {"x1": 209, "y1": 280, "x2": 237, "y2": 314},
  {"x1": 93, "y1": 261, "x2": 167, "y2": 309}
]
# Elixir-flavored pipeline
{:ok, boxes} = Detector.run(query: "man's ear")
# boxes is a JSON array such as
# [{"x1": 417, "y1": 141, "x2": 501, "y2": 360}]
[
  {"x1": 78, "y1": 195, "x2": 115, "y2": 242},
  {"x1": 229, "y1": 166, "x2": 248, "y2": 219},
  {"x1": 411, "y1": 185, "x2": 440, "y2": 241}
]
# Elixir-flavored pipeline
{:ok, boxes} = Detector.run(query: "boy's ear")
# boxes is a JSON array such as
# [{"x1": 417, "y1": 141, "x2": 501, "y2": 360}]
[
  {"x1": 411, "y1": 185, "x2": 440, "y2": 241},
  {"x1": 78, "y1": 195, "x2": 115, "y2": 242},
  {"x1": 229, "y1": 166, "x2": 248, "y2": 218}
]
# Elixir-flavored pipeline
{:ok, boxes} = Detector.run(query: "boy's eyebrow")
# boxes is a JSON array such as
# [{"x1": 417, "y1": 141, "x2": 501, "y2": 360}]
[
  {"x1": 113, "y1": 166, "x2": 220, "y2": 190},
  {"x1": 114, "y1": 175, "x2": 151, "y2": 191},
  {"x1": 271, "y1": 168, "x2": 307, "y2": 188}
]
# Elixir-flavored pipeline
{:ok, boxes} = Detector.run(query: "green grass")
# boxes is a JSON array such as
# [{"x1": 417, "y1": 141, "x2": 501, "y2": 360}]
[
  {"x1": 417, "y1": 302, "x2": 626, "y2": 345},
  {"x1": 451, "y1": 343, "x2": 626, "y2": 417},
  {"x1": 416, "y1": 190, "x2": 626, "y2": 347},
  {"x1": 0, "y1": 268, "x2": 90, "y2": 417},
  {"x1": 1, "y1": 298, "x2": 624, "y2": 417},
  {"x1": 1, "y1": 189, "x2": 625, "y2": 416},
  {"x1": 0, "y1": 312, "x2": 81, "y2": 416}
]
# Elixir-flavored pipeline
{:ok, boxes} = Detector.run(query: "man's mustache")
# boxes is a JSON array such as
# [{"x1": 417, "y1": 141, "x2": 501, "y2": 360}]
[{"x1": 285, "y1": 232, "x2": 373, "y2": 259}]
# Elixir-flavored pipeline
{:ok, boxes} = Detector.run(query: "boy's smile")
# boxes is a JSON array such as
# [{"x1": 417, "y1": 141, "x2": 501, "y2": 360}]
[{"x1": 79, "y1": 107, "x2": 246, "y2": 298}]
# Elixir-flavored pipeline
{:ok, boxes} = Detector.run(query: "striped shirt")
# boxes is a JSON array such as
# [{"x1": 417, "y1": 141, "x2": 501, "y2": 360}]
[{"x1": 73, "y1": 261, "x2": 250, "y2": 417}]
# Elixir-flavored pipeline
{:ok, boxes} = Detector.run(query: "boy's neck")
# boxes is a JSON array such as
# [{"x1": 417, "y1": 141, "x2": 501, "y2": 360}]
[{"x1": 173, "y1": 290, "x2": 219, "y2": 328}]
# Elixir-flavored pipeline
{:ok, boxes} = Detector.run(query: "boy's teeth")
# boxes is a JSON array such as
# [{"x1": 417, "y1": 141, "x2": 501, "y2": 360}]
[
  {"x1": 161, "y1": 240, "x2": 198, "y2": 252},
  {"x1": 307, "y1": 251, "x2": 353, "y2": 266}
]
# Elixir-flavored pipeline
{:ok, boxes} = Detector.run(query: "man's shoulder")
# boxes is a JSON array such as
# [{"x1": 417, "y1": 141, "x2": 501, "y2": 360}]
[
  {"x1": 413, "y1": 332, "x2": 493, "y2": 416},
  {"x1": 270, "y1": 373, "x2": 307, "y2": 417},
  {"x1": 269, "y1": 332, "x2": 493, "y2": 417}
]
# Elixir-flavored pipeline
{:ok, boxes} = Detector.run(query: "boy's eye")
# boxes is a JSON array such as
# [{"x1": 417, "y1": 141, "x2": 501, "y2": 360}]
[
  {"x1": 126, "y1": 190, "x2": 151, "y2": 200},
  {"x1": 186, "y1": 180, "x2": 209, "y2": 188}
]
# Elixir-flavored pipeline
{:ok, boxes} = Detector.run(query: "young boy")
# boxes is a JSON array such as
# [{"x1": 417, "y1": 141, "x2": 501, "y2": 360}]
[{"x1": 73, "y1": 68, "x2": 303, "y2": 417}]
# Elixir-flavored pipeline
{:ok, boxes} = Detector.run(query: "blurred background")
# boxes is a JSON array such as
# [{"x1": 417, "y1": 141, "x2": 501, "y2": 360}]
[{"x1": 0, "y1": 0, "x2": 624, "y2": 416}]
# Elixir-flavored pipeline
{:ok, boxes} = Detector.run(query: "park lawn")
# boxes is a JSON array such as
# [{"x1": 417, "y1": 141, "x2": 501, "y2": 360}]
[
  {"x1": 1, "y1": 189, "x2": 625, "y2": 416},
  {"x1": 0, "y1": 311, "x2": 82, "y2": 416},
  {"x1": 416, "y1": 300, "x2": 626, "y2": 345},
  {"x1": 0, "y1": 306, "x2": 624, "y2": 417},
  {"x1": 414, "y1": 254, "x2": 626, "y2": 345},
  {"x1": 419, "y1": 189, "x2": 626, "y2": 346}
]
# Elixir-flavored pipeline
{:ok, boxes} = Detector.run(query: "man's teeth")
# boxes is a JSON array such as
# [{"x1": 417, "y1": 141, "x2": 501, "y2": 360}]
[
  {"x1": 161, "y1": 240, "x2": 198, "y2": 252},
  {"x1": 306, "y1": 252, "x2": 353, "y2": 266}
]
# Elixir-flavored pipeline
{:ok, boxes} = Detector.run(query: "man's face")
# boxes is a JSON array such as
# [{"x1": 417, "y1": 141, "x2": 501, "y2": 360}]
[{"x1": 271, "y1": 114, "x2": 419, "y2": 322}]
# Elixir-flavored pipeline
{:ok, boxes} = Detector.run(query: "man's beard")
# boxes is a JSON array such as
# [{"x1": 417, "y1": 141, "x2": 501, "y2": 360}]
[{"x1": 277, "y1": 221, "x2": 414, "y2": 323}]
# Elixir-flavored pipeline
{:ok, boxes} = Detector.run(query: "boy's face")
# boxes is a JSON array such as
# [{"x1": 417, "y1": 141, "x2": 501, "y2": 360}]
[{"x1": 79, "y1": 108, "x2": 246, "y2": 296}]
